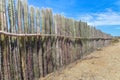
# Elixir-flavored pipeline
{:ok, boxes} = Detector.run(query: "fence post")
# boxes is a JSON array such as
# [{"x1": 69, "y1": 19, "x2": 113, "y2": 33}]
[{"x1": 36, "y1": 8, "x2": 43, "y2": 78}]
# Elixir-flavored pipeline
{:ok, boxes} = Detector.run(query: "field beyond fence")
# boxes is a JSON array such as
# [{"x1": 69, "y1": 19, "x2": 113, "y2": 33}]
[{"x1": 0, "y1": 0, "x2": 112, "y2": 80}]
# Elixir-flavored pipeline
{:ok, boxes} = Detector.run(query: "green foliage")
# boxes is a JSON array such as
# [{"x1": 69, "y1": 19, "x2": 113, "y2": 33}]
[
  {"x1": 17, "y1": 0, "x2": 23, "y2": 33},
  {"x1": 8, "y1": 0, "x2": 15, "y2": 32},
  {"x1": 24, "y1": 1, "x2": 29, "y2": 33},
  {"x1": 36, "y1": 8, "x2": 41, "y2": 33}
]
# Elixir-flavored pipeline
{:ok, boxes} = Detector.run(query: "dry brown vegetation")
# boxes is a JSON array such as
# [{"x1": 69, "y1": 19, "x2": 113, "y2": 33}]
[{"x1": 111, "y1": 38, "x2": 119, "y2": 43}]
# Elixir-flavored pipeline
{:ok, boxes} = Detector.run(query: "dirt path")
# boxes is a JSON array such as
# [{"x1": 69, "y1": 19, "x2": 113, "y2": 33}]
[{"x1": 41, "y1": 42, "x2": 120, "y2": 80}]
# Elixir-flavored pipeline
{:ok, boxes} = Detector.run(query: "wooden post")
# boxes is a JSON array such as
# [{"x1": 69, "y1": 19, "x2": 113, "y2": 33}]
[
  {"x1": 36, "y1": 8, "x2": 43, "y2": 78},
  {"x1": 22, "y1": 0, "x2": 29, "y2": 80},
  {"x1": 41, "y1": 8, "x2": 47, "y2": 77},
  {"x1": 50, "y1": 10, "x2": 56, "y2": 72},
  {"x1": 54, "y1": 14, "x2": 60, "y2": 69}
]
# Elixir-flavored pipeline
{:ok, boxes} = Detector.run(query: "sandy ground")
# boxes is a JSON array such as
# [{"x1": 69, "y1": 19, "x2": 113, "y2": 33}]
[{"x1": 41, "y1": 42, "x2": 120, "y2": 80}]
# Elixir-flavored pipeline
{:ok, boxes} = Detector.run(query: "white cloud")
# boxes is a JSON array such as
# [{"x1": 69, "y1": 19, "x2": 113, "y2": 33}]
[{"x1": 79, "y1": 9, "x2": 120, "y2": 26}]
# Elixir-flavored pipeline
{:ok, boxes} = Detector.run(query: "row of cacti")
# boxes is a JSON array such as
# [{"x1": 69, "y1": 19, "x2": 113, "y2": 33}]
[
  {"x1": 0, "y1": 0, "x2": 112, "y2": 80},
  {"x1": 0, "y1": 0, "x2": 112, "y2": 38}
]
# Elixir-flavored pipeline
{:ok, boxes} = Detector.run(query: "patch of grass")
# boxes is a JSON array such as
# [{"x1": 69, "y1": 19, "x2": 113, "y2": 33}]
[{"x1": 111, "y1": 38, "x2": 119, "y2": 43}]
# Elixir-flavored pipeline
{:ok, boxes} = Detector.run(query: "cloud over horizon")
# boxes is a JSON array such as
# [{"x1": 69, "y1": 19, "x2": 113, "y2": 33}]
[{"x1": 79, "y1": 9, "x2": 120, "y2": 26}]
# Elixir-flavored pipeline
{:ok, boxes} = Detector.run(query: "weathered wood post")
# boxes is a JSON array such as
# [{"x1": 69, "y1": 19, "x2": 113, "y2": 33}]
[
  {"x1": 41, "y1": 8, "x2": 48, "y2": 76},
  {"x1": 36, "y1": 8, "x2": 43, "y2": 78}
]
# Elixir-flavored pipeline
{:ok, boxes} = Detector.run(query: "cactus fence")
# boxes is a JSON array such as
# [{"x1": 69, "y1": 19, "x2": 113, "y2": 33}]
[{"x1": 0, "y1": 0, "x2": 112, "y2": 80}]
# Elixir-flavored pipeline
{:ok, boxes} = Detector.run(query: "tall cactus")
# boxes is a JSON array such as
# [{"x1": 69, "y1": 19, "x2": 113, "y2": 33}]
[
  {"x1": 0, "y1": 1, "x2": 3, "y2": 79},
  {"x1": 8, "y1": 0, "x2": 16, "y2": 33},
  {"x1": 36, "y1": 8, "x2": 40, "y2": 33},
  {"x1": 0, "y1": 0, "x2": 4, "y2": 30},
  {"x1": 20, "y1": 0, "x2": 29, "y2": 80},
  {"x1": 30, "y1": 6, "x2": 35, "y2": 34},
  {"x1": 0, "y1": 0, "x2": 2, "y2": 29},
  {"x1": 17, "y1": 0, "x2": 23, "y2": 33},
  {"x1": 23, "y1": 0, "x2": 28, "y2": 33},
  {"x1": 36, "y1": 8, "x2": 43, "y2": 77},
  {"x1": 0, "y1": 2, "x2": 6, "y2": 80}
]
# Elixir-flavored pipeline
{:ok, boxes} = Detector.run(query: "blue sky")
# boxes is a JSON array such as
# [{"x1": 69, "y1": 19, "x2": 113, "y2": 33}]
[{"x1": 28, "y1": 0, "x2": 120, "y2": 36}]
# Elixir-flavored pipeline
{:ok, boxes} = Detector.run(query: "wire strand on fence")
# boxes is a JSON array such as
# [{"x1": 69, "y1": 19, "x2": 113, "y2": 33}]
[{"x1": 0, "y1": 31, "x2": 112, "y2": 40}]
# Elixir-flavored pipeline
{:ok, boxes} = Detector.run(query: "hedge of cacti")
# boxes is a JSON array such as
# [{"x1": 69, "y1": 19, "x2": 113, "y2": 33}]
[{"x1": 0, "y1": 0, "x2": 112, "y2": 80}]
